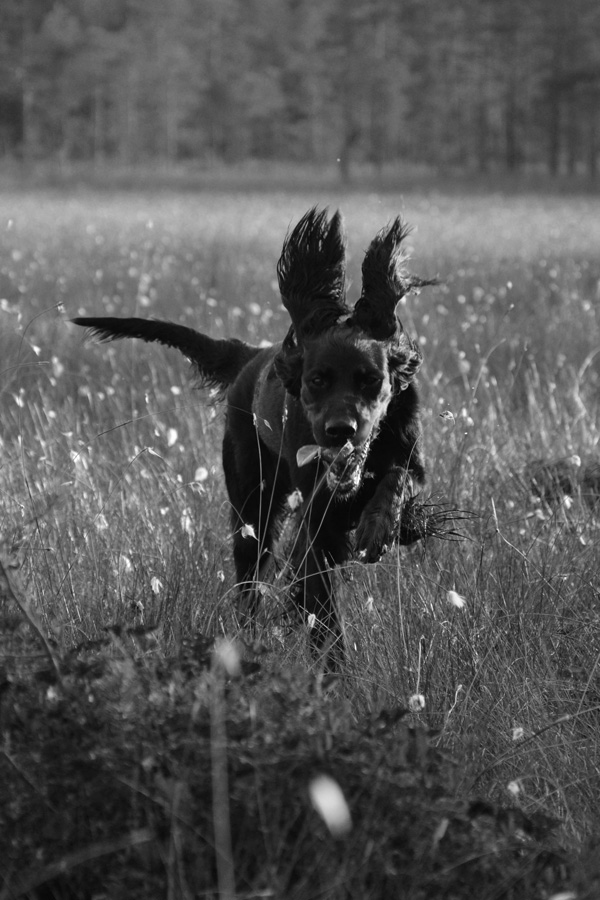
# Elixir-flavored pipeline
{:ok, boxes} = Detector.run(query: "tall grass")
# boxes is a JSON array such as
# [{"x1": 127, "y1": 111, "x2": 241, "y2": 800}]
[{"x1": 2, "y1": 187, "x2": 600, "y2": 871}]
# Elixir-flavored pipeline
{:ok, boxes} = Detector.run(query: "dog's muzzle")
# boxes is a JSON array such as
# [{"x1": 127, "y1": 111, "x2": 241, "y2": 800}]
[{"x1": 297, "y1": 438, "x2": 372, "y2": 497}]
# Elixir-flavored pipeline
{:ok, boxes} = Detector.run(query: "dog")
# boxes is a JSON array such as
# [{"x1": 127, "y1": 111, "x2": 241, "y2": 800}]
[{"x1": 72, "y1": 208, "x2": 436, "y2": 660}]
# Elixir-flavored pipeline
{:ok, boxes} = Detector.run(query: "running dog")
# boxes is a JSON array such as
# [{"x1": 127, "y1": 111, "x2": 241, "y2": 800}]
[{"x1": 73, "y1": 208, "x2": 436, "y2": 659}]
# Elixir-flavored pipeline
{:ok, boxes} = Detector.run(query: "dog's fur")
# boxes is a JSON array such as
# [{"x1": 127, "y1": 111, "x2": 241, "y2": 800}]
[{"x1": 72, "y1": 208, "x2": 435, "y2": 658}]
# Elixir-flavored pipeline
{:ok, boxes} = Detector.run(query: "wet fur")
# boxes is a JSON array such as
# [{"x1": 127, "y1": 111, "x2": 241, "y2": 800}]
[{"x1": 72, "y1": 209, "x2": 433, "y2": 661}]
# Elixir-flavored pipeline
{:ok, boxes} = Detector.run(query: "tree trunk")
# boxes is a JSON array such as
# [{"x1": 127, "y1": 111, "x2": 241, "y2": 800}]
[
  {"x1": 164, "y1": 74, "x2": 177, "y2": 162},
  {"x1": 338, "y1": 134, "x2": 353, "y2": 184},
  {"x1": 93, "y1": 82, "x2": 104, "y2": 165},
  {"x1": 476, "y1": 101, "x2": 489, "y2": 173},
  {"x1": 504, "y1": 79, "x2": 519, "y2": 170},
  {"x1": 566, "y1": 94, "x2": 577, "y2": 174},
  {"x1": 20, "y1": 14, "x2": 35, "y2": 164},
  {"x1": 119, "y1": 63, "x2": 137, "y2": 164},
  {"x1": 588, "y1": 101, "x2": 597, "y2": 178},
  {"x1": 547, "y1": 88, "x2": 561, "y2": 175}
]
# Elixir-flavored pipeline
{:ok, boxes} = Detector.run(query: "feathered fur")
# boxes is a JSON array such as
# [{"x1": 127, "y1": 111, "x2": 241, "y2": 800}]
[
  {"x1": 73, "y1": 317, "x2": 259, "y2": 393},
  {"x1": 353, "y1": 218, "x2": 437, "y2": 340},
  {"x1": 277, "y1": 207, "x2": 350, "y2": 339}
]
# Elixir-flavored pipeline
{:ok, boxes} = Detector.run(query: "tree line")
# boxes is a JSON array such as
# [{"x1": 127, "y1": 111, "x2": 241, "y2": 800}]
[{"x1": 1, "y1": 0, "x2": 599, "y2": 178}]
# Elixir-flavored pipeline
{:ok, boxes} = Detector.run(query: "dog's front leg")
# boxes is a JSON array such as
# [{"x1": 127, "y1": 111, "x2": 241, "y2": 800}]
[
  {"x1": 289, "y1": 517, "x2": 349, "y2": 664},
  {"x1": 354, "y1": 467, "x2": 420, "y2": 563}
]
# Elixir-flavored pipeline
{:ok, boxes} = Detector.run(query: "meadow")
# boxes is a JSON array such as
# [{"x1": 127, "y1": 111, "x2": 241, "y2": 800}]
[{"x1": 1, "y1": 186, "x2": 600, "y2": 898}]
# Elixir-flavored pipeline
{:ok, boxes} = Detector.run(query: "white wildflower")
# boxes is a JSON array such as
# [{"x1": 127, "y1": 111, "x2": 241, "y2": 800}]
[
  {"x1": 46, "y1": 686, "x2": 60, "y2": 705},
  {"x1": 181, "y1": 510, "x2": 194, "y2": 536},
  {"x1": 409, "y1": 693, "x2": 425, "y2": 712},
  {"x1": 214, "y1": 639, "x2": 241, "y2": 677},
  {"x1": 447, "y1": 590, "x2": 466, "y2": 609},
  {"x1": 309, "y1": 775, "x2": 352, "y2": 837},
  {"x1": 119, "y1": 554, "x2": 133, "y2": 574}
]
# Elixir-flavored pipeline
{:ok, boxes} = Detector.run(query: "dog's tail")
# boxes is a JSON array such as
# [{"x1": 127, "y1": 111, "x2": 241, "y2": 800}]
[{"x1": 72, "y1": 317, "x2": 261, "y2": 392}]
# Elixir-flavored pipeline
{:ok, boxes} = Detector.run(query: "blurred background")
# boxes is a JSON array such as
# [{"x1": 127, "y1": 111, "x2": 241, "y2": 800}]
[{"x1": 1, "y1": 0, "x2": 600, "y2": 184}]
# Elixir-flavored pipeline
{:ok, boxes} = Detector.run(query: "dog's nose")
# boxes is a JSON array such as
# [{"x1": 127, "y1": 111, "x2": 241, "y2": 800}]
[{"x1": 325, "y1": 418, "x2": 358, "y2": 443}]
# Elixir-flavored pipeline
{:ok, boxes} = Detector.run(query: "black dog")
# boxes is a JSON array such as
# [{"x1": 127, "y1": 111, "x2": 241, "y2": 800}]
[{"x1": 73, "y1": 208, "x2": 435, "y2": 658}]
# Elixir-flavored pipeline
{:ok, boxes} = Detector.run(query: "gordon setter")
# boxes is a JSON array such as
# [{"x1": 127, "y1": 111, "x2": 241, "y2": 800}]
[{"x1": 73, "y1": 208, "x2": 436, "y2": 660}]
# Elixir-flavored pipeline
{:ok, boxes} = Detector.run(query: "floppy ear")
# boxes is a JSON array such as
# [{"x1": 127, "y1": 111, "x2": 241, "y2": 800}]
[
  {"x1": 273, "y1": 328, "x2": 303, "y2": 397},
  {"x1": 388, "y1": 333, "x2": 424, "y2": 391},
  {"x1": 277, "y1": 207, "x2": 349, "y2": 343},
  {"x1": 352, "y1": 217, "x2": 434, "y2": 391},
  {"x1": 352, "y1": 217, "x2": 436, "y2": 341}
]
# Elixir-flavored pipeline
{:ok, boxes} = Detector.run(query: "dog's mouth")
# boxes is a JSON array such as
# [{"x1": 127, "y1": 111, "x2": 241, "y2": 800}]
[{"x1": 297, "y1": 438, "x2": 371, "y2": 497}]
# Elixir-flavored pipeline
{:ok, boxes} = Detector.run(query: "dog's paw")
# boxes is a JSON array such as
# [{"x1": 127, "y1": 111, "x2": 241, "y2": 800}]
[{"x1": 355, "y1": 514, "x2": 392, "y2": 563}]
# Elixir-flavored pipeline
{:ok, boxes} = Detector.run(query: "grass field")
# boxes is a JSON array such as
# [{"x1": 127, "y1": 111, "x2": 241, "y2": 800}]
[{"x1": 2, "y1": 186, "x2": 600, "y2": 898}]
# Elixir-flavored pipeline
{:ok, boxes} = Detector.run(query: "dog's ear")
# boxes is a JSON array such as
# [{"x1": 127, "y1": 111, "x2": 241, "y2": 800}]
[
  {"x1": 277, "y1": 207, "x2": 349, "y2": 343},
  {"x1": 352, "y1": 218, "x2": 436, "y2": 341},
  {"x1": 273, "y1": 327, "x2": 303, "y2": 397},
  {"x1": 388, "y1": 333, "x2": 424, "y2": 391},
  {"x1": 352, "y1": 217, "x2": 434, "y2": 391}
]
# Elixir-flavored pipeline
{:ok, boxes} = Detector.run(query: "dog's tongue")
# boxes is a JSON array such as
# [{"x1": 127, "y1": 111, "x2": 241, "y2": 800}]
[
  {"x1": 296, "y1": 445, "x2": 321, "y2": 467},
  {"x1": 296, "y1": 441, "x2": 354, "y2": 468}
]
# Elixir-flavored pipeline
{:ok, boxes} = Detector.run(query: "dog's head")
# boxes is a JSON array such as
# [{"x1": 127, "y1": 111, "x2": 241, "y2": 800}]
[{"x1": 275, "y1": 208, "x2": 434, "y2": 496}]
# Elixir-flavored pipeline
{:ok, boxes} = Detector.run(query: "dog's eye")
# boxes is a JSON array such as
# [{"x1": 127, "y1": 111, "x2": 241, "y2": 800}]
[
  {"x1": 310, "y1": 374, "x2": 326, "y2": 388},
  {"x1": 361, "y1": 373, "x2": 383, "y2": 388}
]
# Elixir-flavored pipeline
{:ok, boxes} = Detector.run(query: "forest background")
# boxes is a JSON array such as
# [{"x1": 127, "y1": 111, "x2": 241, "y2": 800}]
[{"x1": 1, "y1": 0, "x2": 600, "y2": 181}]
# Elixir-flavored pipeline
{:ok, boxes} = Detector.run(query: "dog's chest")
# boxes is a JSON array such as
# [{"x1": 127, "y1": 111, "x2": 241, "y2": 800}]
[{"x1": 253, "y1": 363, "x2": 288, "y2": 454}]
